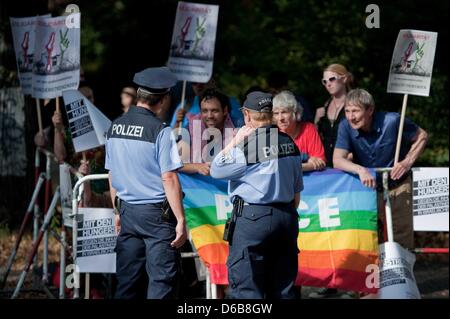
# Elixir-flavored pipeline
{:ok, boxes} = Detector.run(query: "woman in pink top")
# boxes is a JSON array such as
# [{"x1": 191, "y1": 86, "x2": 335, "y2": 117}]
[{"x1": 273, "y1": 90, "x2": 326, "y2": 171}]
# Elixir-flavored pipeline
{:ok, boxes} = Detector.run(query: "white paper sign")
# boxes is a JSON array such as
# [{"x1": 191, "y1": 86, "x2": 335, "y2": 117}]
[
  {"x1": 412, "y1": 167, "x2": 449, "y2": 232},
  {"x1": 377, "y1": 242, "x2": 421, "y2": 299},
  {"x1": 62, "y1": 90, "x2": 111, "y2": 153},
  {"x1": 76, "y1": 208, "x2": 116, "y2": 273},
  {"x1": 9, "y1": 15, "x2": 50, "y2": 95},
  {"x1": 32, "y1": 14, "x2": 80, "y2": 99},
  {"x1": 387, "y1": 29, "x2": 437, "y2": 96},
  {"x1": 168, "y1": 1, "x2": 219, "y2": 83}
]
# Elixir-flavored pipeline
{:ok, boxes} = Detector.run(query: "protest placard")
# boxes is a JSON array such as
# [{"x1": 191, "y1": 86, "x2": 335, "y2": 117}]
[
  {"x1": 62, "y1": 89, "x2": 111, "y2": 153},
  {"x1": 168, "y1": 2, "x2": 219, "y2": 83},
  {"x1": 32, "y1": 14, "x2": 80, "y2": 99}
]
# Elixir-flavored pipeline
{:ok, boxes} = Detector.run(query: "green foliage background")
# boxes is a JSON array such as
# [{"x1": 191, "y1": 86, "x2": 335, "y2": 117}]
[{"x1": 1, "y1": 0, "x2": 448, "y2": 168}]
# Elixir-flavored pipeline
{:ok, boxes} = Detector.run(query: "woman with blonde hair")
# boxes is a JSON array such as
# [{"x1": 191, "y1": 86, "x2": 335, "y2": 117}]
[{"x1": 314, "y1": 63, "x2": 355, "y2": 167}]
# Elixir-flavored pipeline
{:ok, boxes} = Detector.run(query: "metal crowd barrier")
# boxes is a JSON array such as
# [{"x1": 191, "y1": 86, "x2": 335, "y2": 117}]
[
  {"x1": 70, "y1": 173, "x2": 215, "y2": 299},
  {"x1": 2, "y1": 153, "x2": 446, "y2": 299}
]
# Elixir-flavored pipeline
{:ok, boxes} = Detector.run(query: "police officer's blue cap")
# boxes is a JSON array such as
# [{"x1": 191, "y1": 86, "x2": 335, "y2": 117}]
[
  {"x1": 133, "y1": 67, "x2": 177, "y2": 94},
  {"x1": 243, "y1": 91, "x2": 273, "y2": 112}
]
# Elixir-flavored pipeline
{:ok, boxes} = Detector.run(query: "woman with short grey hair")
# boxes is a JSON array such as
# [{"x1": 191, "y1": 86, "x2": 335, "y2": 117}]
[{"x1": 273, "y1": 90, "x2": 326, "y2": 171}]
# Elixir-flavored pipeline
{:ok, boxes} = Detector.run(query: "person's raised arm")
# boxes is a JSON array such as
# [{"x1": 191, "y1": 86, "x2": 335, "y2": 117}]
[{"x1": 52, "y1": 111, "x2": 67, "y2": 163}]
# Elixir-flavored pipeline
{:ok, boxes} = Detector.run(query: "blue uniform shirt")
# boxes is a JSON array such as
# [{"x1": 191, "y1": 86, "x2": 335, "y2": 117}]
[
  {"x1": 169, "y1": 95, "x2": 244, "y2": 128},
  {"x1": 105, "y1": 106, "x2": 183, "y2": 204},
  {"x1": 335, "y1": 111, "x2": 419, "y2": 168},
  {"x1": 210, "y1": 125, "x2": 303, "y2": 204}
]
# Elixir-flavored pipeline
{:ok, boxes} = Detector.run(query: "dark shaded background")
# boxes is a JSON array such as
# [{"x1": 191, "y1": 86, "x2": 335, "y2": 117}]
[{"x1": 0, "y1": 0, "x2": 449, "y2": 227}]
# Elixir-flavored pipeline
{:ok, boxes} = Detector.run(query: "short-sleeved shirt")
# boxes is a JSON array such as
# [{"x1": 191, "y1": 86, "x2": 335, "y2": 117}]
[
  {"x1": 169, "y1": 96, "x2": 244, "y2": 129},
  {"x1": 293, "y1": 122, "x2": 326, "y2": 163},
  {"x1": 210, "y1": 125, "x2": 303, "y2": 204},
  {"x1": 335, "y1": 111, "x2": 419, "y2": 168},
  {"x1": 105, "y1": 106, "x2": 183, "y2": 204}
]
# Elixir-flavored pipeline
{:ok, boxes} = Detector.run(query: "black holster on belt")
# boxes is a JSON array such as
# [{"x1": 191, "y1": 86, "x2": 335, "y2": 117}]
[
  {"x1": 161, "y1": 192, "x2": 185, "y2": 222},
  {"x1": 223, "y1": 196, "x2": 244, "y2": 244},
  {"x1": 114, "y1": 196, "x2": 121, "y2": 215}
]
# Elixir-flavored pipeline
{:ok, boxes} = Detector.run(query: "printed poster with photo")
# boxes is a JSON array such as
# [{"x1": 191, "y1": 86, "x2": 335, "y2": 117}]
[
  {"x1": 387, "y1": 29, "x2": 438, "y2": 96},
  {"x1": 10, "y1": 15, "x2": 50, "y2": 95},
  {"x1": 168, "y1": 1, "x2": 219, "y2": 83},
  {"x1": 32, "y1": 14, "x2": 80, "y2": 99}
]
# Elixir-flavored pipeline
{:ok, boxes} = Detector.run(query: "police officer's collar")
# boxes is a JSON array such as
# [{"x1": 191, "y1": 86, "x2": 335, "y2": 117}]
[
  {"x1": 128, "y1": 105, "x2": 157, "y2": 117},
  {"x1": 255, "y1": 124, "x2": 277, "y2": 131}
]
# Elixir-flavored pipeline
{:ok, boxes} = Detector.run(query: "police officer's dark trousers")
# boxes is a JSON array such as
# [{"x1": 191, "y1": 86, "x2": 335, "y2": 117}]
[
  {"x1": 115, "y1": 201, "x2": 180, "y2": 299},
  {"x1": 227, "y1": 203, "x2": 299, "y2": 299}
]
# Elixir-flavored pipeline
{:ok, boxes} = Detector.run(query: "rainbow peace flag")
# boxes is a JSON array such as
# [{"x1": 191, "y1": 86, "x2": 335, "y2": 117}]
[
  {"x1": 295, "y1": 169, "x2": 378, "y2": 293},
  {"x1": 179, "y1": 169, "x2": 378, "y2": 292},
  {"x1": 179, "y1": 173, "x2": 230, "y2": 284}
]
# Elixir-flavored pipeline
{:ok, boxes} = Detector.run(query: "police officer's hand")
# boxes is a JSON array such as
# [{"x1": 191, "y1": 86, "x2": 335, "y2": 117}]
[
  {"x1": 234, "y1": 125, "x2": 256, "y2": 145},
  {"x1": 357, "y1": 167, "x2": 376, "y2": 189},
  {"x1": 175, "y1": 109, "x2": 186, "y2": 125},
  {"x1": 171, "y1": 221, "x2": 187, "y2": 249},
  {"x1": 391, "y1": 159, "x2": 411, "y2": 180},
  {"x1": 115, "y1": 215, "x2": 121, "y2": 235},
  {"x1": 308, "y1": 157, "x2": 326, "y2": 170},
  {"x1": 78, "y1": 160, "x2": 89, "y2": 176},
  {"x1": 195, "y1": 163, "x2": 211, "y2": 176},
  {"x1": 52, "y1": 111, "x2": 64, "y2": 131}
]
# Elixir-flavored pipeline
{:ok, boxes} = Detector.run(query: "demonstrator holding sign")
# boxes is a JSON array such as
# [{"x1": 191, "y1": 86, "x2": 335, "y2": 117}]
[{"x1": 333, "y1": 89, "x2": 428, "y2": 248}]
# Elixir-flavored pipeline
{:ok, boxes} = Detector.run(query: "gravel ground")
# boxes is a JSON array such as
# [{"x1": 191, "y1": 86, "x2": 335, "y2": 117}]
[{"x1": 1, "y1": 233, "x2": 448, "y2": 299}]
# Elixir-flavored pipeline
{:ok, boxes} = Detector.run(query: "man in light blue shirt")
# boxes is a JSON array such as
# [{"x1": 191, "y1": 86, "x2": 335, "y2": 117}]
[
  {"x1": 211, "y1": 91, "x2": 303, "y2": 299},
  {"x1": 105, "y1": 67, "x2": 186, "y2": 299}
]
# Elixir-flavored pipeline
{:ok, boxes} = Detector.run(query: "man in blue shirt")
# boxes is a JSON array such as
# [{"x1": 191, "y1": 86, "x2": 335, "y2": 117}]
[
  {"x1": 105, "y1": 67, "x2": 187, "y2": 299},
  {"x1": 211, "y1": 91, "x2": 303, "y2": 299},
  {"x1": 333, "y1": 88, "x2": 428, "y2": 248}
]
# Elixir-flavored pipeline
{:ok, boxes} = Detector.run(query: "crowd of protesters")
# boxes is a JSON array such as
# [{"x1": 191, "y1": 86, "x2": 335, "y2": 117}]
[{"x1": 34, "y1": 63, "x2": 428, "y2": 299}]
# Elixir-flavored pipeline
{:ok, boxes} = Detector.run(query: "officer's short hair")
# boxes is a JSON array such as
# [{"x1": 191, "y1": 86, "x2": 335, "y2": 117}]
[
  {"x1": 200, "y1": 88, "x2": 229, "y2": 111},
  {"x1": 246, "y1": 109, "x2": 273, "y2": 122},
  {"x1": 346, "y1": 88, "x2": 375, "y2": 110},
  {"x1": 136, "y1": 88, "x2": 168, "y2": 106}
]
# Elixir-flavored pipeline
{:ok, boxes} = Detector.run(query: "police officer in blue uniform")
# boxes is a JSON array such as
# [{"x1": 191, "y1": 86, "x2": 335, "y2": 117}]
[
  {"x1": 210, "y1": 92, "x2": 303, "y2": 299},
  {"x1": 105, "y1": 67, "x2": 187, "y2": 299}
]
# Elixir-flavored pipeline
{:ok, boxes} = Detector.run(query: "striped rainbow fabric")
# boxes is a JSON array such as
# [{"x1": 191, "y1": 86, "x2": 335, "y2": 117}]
[
  {"x1": 179, "y1": 169, "x2": 378, "y2": 292},
  {"x1": 295, "y1": 169, "x2": 378, "y2": 293}
]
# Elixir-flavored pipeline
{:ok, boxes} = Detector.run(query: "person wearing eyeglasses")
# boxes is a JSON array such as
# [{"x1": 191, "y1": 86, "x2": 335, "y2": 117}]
[
  {"x1": 314, "y1": 64, "x2": 355, "y2": 168},
  {"x1": 309, "y1": 64, "x2": 355, "y2": 299}
]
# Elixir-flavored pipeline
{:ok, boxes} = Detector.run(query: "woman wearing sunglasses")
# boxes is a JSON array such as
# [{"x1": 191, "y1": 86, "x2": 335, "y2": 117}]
[
  {"x1": 314, "y1": 64, "x2": 355, "y2": 169},
  {"x1": 309, "y1": 64, "x2": 355, "y2": 299}
]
